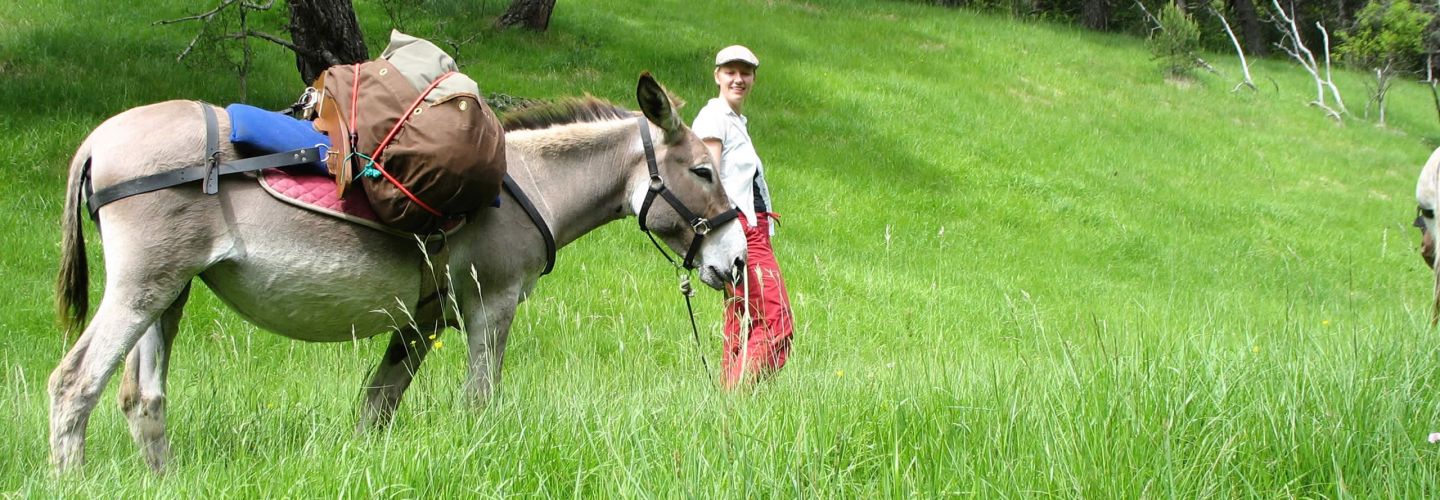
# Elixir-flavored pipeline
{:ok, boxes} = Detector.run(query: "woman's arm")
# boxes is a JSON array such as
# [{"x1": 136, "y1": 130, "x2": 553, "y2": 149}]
[{"x1": 702, "y1": 138, "x2": 724, "y2": 172}]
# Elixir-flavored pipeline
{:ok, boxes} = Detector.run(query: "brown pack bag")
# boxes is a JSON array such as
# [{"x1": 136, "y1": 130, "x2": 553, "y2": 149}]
[{"x1": 310, "y1": 30, "x2": 506, "y2": 234}]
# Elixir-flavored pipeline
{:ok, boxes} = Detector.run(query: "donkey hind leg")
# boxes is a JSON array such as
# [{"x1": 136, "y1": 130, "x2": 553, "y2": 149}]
[
  {"x1": 49, "y1": 278, "x2": 192, "y2": 472},
  {"x1": 463, "y1": 293, "x2": 519, "y2": 406},
  {"x1": 116, "y1": 282, "x2": 190, "y2": 473},
  {"x1": 359, "y1": 325, "x2": 440, "y2": 430}
]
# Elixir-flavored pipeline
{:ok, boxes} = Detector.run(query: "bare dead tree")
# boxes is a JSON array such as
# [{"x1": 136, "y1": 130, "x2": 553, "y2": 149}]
[
  {"x1": 1316, "y1": 21, "x2": 1347, "y2": 113},
  {"x1": 1208, "y1": 5, "x2": 1257, "y2": 91},
  {"x1": 1269, "y1": 0, "x2": 1347, "y2": 121}
]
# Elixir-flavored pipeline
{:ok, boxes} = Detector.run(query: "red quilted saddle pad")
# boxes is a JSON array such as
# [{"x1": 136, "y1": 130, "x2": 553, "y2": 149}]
[{"x1": 259, "y1": 168, "x2": 382, "y2": 224}]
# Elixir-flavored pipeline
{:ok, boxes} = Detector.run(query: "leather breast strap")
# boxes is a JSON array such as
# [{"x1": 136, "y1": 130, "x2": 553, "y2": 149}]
[{"x1": 502, "y1": 174, "x2": 557, "y2": 276}]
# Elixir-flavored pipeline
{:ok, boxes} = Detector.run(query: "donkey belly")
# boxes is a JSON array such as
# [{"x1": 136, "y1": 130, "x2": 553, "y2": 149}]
[
  {"x1": 201, "y1": 258, "x2": 420, "y2": 342},
  {"x1": 200, "y1": 185, "x2": 427, "y2": 342}
]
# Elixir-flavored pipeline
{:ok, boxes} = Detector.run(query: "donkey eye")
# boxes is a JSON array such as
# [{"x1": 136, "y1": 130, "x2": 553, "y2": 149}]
[{"x1": 690, "y1": 165, "x2": 714, "y2": 182}]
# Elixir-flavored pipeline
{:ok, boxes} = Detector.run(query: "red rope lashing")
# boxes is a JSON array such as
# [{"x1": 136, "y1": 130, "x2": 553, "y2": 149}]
[
  {"x1": 375, "y1": 165, "x2": 442, "y2": 217},
  {"x1": 364, "y1": 71, "x2": 457, "y2": 217}
]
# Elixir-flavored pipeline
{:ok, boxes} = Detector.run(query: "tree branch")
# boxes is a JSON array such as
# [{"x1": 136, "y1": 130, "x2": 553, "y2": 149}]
[
  {"x1": 1207, "y1": 5, "x2": 1256, "y2": 91},
  {"x1": 223, "y1": 29, "x2": 316, "y2": 57},
  {"x1": 153, "y1": 0, "x2": 239, "y2": 25},
  {"x1": 1315, "y1": 22, "x2": 1347, "y2": 114},
  {"x1": 1134, "y1": 0, "x2": 1162, "y2": 35}
]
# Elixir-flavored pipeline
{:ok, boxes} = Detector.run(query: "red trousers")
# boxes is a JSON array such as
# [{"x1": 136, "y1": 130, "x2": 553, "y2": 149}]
[{"x1": 722, "y1": 212, "x2": 794, "y2": 389}]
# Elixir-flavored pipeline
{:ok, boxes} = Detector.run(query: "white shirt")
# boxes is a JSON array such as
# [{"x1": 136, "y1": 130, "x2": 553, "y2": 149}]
[{"x1": 691, "y1": 98, "x2": 772, "y2": 229}]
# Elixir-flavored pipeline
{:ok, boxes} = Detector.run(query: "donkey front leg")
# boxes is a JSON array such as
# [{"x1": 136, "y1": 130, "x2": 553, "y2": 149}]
[
  {"x1": 359, "y1": 326, "x2": 438, "y2": 430},
  {"x1": 115, "y1": 283, "x2": 190, "y2": 473},
  {"x1": 462, "y1": 293, "x2": 519, "y2": 406}
]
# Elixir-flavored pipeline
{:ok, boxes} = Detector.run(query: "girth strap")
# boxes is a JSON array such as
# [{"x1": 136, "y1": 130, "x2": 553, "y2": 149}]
[
  {"x1": 503, "y1": 174, "x2": 557, "y2": 276},
  {"x1": 85, "y1": 101, "x2": 323, "y2": 220}
]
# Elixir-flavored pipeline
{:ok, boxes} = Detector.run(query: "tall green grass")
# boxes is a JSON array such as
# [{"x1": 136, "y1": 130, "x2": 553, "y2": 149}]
[{"x1": 3, "y1": 0, "x2": 1440, "y2": 496}]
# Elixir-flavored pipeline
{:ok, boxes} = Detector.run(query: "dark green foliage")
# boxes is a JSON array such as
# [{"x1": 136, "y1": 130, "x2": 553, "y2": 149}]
[{"x1": 1338, "y1": 0, "x2": 1433, "y2": 72}]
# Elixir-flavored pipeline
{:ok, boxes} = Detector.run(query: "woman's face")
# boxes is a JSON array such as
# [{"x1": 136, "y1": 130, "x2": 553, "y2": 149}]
[{"x1": 715, "y1": 62, "x2": 756, "y2": 108}]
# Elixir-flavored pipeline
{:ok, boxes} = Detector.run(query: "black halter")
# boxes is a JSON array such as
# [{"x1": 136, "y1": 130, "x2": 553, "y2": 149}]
[{"x1": 634, "y1": 117, "x2": 739, "y2": 270}]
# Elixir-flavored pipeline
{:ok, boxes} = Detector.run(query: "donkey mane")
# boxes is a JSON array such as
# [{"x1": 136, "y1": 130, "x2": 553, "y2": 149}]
[{"x1": 501, "y1": 96, "x2": 636, "y2": 132}]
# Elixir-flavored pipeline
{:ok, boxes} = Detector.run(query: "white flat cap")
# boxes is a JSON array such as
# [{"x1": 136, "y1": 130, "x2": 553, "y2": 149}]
[{"x1": 714, "y1": 45, "x2": 759, "y2": 67}]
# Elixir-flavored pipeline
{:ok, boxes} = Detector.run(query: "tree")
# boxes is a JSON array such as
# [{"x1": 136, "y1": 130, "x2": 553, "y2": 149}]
[
  {"x1": 1148, "y1": 3, "x2": 1203, "y2": 77},
  {"x1": 496, "y1": 0, "x2": 557, "y2": 31},
  {"x1": 287, "y1": 0, "x2": 369, "y2": 83},
  {"x1": 157, "y1": 0, "x2": 368, "y2": 98},
  {"x1": 1083, "y1": 0, "x2": 1112, "y2": 30},
  {"x1": 1337, "y1": 0, "x2": 1433, "y2": 125},
  {"x1": 1230, "y1": 0, "x2": 1266, "y2": 55}
]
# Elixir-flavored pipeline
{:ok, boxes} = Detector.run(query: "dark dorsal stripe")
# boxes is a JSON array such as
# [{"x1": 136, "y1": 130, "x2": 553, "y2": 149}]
[{"x1": 501, "y1": 96, "x2": 635, "y2": 132}]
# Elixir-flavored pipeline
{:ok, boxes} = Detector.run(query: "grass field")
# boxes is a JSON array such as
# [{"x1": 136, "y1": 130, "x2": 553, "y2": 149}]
[{"x1": 4, "y1": 0, "x2": 1440, "y2": 496}]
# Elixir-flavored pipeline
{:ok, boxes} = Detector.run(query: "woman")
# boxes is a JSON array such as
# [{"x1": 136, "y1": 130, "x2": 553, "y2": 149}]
[{"x1": 690, "y1": 45, "x2": 794, "y2": 389}]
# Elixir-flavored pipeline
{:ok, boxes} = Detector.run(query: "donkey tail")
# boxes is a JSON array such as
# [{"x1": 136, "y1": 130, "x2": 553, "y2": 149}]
[{"x1": 55, "y1": 138, "x2": 92, "y2": 331}]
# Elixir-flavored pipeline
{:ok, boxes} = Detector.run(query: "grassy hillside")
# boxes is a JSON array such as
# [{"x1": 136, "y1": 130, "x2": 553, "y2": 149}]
[{"x1": 4, "y1": 0, "x2": 1440, "y2": 496}]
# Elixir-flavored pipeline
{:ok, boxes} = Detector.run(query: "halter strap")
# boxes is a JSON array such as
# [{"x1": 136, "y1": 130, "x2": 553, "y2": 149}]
[{"x1": 634, "y1": 117, "x2": 738, "y2": 270}]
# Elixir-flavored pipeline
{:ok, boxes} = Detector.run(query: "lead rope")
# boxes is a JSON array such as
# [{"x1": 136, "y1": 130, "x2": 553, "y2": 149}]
[
  {"x1": 643, "y1": 229, "x2": 712, "y2": 379},
  {"x1": 677, "y1": 271, "x2": 712, "y2": 378}
]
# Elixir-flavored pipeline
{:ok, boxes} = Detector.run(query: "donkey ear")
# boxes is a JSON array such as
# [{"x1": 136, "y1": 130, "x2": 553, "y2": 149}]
[{"x1": 636, "y1": 71, "x2": 686, "y2": 144}]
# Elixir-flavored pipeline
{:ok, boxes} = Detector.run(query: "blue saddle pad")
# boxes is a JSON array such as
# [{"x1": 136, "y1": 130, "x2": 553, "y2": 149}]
[{"x1": 226, "y1": 103, "x2": 330, "y2": 175}]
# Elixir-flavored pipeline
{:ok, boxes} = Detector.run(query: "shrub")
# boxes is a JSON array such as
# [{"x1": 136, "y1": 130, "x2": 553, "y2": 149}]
[{"x1": 1148, "y1": 3, "x2": 1201, "y2": 77}]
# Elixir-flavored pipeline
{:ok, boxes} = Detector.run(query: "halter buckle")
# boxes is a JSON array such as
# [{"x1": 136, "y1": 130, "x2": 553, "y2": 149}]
[
  {"x1": 649, "y1": 175, "x2": 664, "y2": 192},
  {"x1": 691, "y1": 218, "x2": 712, "y2": 236}
]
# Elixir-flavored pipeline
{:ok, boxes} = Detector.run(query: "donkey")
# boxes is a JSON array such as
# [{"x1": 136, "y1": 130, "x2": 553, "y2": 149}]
[
  {"x1": 49, "y1": 73, "x2": 744, "y2": 473},
  {"x1": 1415, "y1": 146, "x2": 1440, "y2": 322}
]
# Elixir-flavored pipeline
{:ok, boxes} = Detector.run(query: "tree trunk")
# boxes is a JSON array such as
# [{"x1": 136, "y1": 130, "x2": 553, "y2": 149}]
[
  {"x1": 496, "y1": 0, "x2": 556, "y2": 31},
  {"x1": 1082, "y1": 0, "x2": 1111, "y2": 30},
  {"x1": 1231, "y1": 0, "x2": 1266, "y2": 56},
  {"x1": 286, "y1": 0, "x2": 369, "y2": 84}
]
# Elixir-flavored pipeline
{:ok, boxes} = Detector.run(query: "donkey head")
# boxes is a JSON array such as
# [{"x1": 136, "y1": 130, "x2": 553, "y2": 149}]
[{"x1": 634, "y1": 72, "x2": 745, "y2": 290}]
